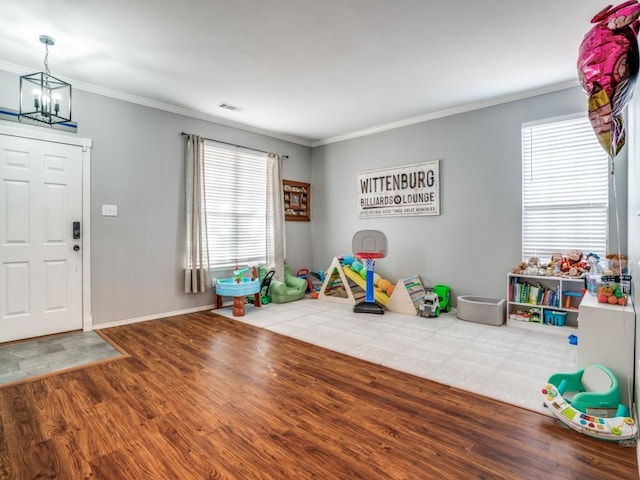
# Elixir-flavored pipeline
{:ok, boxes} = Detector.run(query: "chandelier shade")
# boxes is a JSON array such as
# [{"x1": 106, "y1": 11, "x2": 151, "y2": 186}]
[{"x1": 19, "y1": 35, "x2": 72, "y2": 125}]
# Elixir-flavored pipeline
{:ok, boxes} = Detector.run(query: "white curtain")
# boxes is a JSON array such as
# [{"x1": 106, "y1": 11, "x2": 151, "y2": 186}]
[
  {"x1": 266, "y1": 153, "x2": 286, "y2": 281},
  {"x1": 184, "y1": 134, "x2": 211, "y2": 292}
]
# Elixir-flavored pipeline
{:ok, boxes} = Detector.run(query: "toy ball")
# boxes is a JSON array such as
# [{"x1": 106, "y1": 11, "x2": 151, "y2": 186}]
[
  {"x1": 360, "y1": 268, "x2": 367, "y2": 280},
  {"x1": 386, "y1": 284, "x2": 395, "y2": 296},
  {"x1": 373, "y1": 273, "x2": 381, "y2": 285},
  {"x1": 378, "y1": 278, "x2": 391, "y2": 292},
  {"x1": 351, "y1": 261, "x2": 363, "y2": 273},
  {"x1": 342, "y1": 255, "x2": 355, "y2": 266}
]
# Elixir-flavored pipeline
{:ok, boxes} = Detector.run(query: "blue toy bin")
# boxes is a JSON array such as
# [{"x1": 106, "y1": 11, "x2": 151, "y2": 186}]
[{"x1": 544, "y1": 309, "x2": 567, "y2": 326}]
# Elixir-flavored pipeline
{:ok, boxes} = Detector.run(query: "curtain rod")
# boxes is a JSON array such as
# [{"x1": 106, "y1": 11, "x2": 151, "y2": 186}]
[{"x1": 181, "y1": 132, "x2": 288, "y2": 158}]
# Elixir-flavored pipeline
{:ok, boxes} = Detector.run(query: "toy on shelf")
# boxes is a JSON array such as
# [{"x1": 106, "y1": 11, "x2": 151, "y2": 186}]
[
  {"x1": 586, "y1": 252, "x2": 603, "y2": 274},
  {"x1": 511, "y1": 250, "x2": 590, "y2": 278},
  {"x1": 605, "y1": 253, "x2": 628, "y2": 275},
  {"x1": 596, "y1": 277, "x2": 629, "y2": 306},
  {"x1": 541, "y1": 364, "x2": 637, "y2": 442}
]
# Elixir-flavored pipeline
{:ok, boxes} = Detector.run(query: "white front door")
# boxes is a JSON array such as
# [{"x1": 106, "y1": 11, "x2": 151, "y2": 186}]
[{"x1": 0, "y1": 133, "x2": 83, "y2": 342}]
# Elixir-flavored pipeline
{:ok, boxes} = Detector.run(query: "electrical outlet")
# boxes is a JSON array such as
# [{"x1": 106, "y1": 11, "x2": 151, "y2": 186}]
[{"x1": 102, "y1": 204, "x2": 118, "y2": 217}]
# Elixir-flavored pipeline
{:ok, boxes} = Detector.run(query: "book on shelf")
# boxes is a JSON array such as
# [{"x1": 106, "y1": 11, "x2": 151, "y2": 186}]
[
  {"x1": 528, "y1": 285, "x2": 540, "y2": 304},
  {"x1": 510, "y1": 278, "x2": 559, "y2": 307}
]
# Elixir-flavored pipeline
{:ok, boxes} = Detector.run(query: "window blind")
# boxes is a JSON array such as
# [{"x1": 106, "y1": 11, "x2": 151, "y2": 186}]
[
  {"x1": 203, "y1": 142, "x2": 268, "y2": 270},
  {"x1": 521, "y1": 116, "x2": 608, "y2": 261}
]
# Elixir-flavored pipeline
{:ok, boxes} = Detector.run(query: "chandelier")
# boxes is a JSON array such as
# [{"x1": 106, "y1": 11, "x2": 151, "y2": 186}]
[{"x1": 19, "y1": 35, "x2": 72, "y2": 125}]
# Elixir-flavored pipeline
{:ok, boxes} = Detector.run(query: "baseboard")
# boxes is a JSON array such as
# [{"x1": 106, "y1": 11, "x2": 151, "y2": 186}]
[
  {"x1": 92, "y1": 304, "x2": 216, "y2": 330},
  {"x1": 82, "y1": 314, "x2": 93, "y2": 332}
]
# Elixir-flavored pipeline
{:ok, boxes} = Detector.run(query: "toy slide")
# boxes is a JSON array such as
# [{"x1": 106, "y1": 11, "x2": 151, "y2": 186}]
[{"x1": 342, "y1": 265, "x2": 391, "y2": 306}]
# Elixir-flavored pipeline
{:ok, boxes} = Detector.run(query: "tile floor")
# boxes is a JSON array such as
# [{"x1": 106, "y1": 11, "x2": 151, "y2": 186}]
[
  {"x1": 214, "y1": 298, "x2": 578, "y2": 415},
  {"x1": 0, "y1": 331, "x2": 122, "y2": 386}
]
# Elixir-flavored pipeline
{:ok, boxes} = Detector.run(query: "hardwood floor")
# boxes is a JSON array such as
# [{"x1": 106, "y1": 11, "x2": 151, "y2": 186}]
[{"x1": 0, "y1": 311, "x2": 637, "y2": 479}]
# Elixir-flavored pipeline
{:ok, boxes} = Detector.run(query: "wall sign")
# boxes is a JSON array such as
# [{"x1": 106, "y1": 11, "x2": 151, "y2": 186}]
[{"x1": 358, "y1": 160, "x2": 440, "y2": 218}]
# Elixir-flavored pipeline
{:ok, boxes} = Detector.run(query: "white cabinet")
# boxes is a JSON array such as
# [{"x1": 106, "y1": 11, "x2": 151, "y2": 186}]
[
  {"x1": 506, "y1": 273, "x2": 584, "y2": 333},
  {"x1": 577, "y1": 293, "x2": 636, "y2": 408}
]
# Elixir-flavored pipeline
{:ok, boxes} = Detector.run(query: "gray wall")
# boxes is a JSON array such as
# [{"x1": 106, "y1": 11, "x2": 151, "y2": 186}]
[
  {"x1": 310, "y1": 86, "x2": 628, "y2": 303},
  {"x1": 0, "y1": 69, "x2": 312, "y2": 326},
  {"x1": 0, "y1": 66, "x2": 629, "y2": 322}
]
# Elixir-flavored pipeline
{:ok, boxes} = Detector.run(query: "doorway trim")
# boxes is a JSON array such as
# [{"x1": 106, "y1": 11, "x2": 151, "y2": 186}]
[{"x1": 0, "y1": 122, "x2": 93, "y2": 332}]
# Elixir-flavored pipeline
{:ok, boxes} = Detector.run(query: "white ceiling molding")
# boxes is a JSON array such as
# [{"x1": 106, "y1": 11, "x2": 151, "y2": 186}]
[
  {"x1": 312, "y1": 80, "x2": 582, "y2": 147},
  {"x1": 0, "y1": 60, "x2": 312, "y2": 147}
]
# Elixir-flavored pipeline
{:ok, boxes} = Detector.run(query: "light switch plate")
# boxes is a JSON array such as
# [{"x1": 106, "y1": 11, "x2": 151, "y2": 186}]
[{"x1": 102, "y1": 204, "x2": 118, "y2": 216}]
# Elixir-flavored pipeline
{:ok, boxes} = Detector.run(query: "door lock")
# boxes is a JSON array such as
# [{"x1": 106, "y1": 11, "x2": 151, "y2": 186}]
[
  {"x1": 73, "y1": 245, "x2": 80, "y2": 251},
  {"x1": 73, "y1": 221, "x2": 81, "y2": 239}
]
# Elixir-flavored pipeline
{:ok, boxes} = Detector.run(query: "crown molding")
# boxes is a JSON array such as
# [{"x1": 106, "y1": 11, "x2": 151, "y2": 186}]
[
  {"x1": 1, "y1": 59, "x2": 579, "y2": 149},
  {"x1": 0, "y1": 60, "x2": 312, "y2": 147},
  {"x1": 311, "y1": 79, "x2": 581, "y2": 147}
]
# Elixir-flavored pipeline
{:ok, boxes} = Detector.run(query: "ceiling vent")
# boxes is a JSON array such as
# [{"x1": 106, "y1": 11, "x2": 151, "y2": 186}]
[{"x1": 218, "y1": 102, "x2": 245, "y2": 112}]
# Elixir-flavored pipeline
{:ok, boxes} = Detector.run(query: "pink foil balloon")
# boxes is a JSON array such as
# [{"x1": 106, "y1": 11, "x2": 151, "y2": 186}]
[{"x1": 577, "y1": 1, "x2": 640, "y2": 156}]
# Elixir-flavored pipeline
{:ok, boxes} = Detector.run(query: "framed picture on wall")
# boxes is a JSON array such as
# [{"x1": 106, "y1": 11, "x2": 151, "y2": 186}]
[
  {"x1": 290, "y1": 192, "x2": 302, "y2": 209},
  {"x1": 283, "y1": 179, "x2": 311, "y2": 221}
]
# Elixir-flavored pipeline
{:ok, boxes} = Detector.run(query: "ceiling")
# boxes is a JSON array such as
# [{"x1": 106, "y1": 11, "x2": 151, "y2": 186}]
[{"x1": 0, "y1": 0, "x2": 607, "y2": 146}]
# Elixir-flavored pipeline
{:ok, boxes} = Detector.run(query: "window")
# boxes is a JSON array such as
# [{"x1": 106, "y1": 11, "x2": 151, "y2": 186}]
[
  {"x1": 521, "y1": 115, "x2": 608, "y2": 261},
  {"x1": 203, "y1": 142, "x2": 267, "y2": 270}
]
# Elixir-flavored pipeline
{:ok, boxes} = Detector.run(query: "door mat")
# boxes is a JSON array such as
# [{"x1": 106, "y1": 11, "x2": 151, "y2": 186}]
[{"x1": 0, "y1": 330, "x2": 127, "y2": 387}]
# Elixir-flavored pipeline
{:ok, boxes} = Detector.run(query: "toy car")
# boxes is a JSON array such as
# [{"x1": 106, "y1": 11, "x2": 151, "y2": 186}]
[
  {"x1": 418, "y1": 285, "x2": 452, "y2": 317},
  {"x1": 433, "y1": 284, "x2": 451, "y2": 313},
  {"x1": 418, "y1": 291, "x2": 441, "y2": 317}
]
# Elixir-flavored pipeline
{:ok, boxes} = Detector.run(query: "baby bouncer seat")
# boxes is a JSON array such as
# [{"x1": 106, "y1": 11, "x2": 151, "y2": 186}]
[
  {"x1": 542, "y1": 364, "x2": 637, "y2": 441},
  {"x1": 547, "y1": 364, "x2": 624, "y2": 417}
]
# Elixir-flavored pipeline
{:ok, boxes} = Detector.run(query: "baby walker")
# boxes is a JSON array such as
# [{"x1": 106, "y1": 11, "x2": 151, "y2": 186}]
[
  {"x1": 352, "y1": 230, "x2": 387, "y2": 314},
  {"x1": 541, "y1": 364, "x2": 637, "y2": 442}
]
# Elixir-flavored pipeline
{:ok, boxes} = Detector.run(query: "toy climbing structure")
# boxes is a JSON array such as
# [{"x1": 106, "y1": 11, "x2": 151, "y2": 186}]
[
  {"x1": 386, "y1": 275, "x2": 427, "y2": 315},
  {"x1": 318, "y1": 258, "x2": 427, "y2": 315},
  {"x1": 318, "y1": 257, "x2": 365, "y2": 304}
]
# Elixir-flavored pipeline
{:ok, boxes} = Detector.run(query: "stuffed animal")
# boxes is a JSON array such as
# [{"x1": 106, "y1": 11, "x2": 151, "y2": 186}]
[
  {"x1": 566, "y1": 250, "x2": 588, "y2": 277},
  {"x1": 568, "y1": 250, "x2": 584, "y2": 265},
  {"x1": 545, "y1": 253, "x2": 563, "y2": 275},
  {"x1": 523, "y1": 256, "x2": 545, "y2": 276},
  {"x1": 586, "y1": 252, "x2": 603, "y2": 273},
  {"x1": 512, "y1": 261, "x2": 528, "y2": 274}
]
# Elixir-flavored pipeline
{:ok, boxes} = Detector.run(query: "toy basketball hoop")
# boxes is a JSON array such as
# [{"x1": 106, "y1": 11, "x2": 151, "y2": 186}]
[{"x1": 352, "y1": 230, "x2": 387, "y2": 314}]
